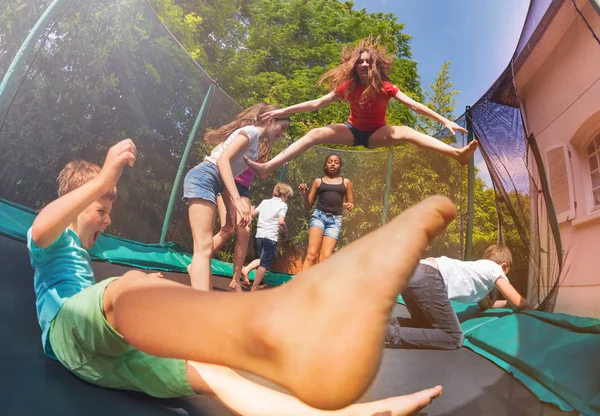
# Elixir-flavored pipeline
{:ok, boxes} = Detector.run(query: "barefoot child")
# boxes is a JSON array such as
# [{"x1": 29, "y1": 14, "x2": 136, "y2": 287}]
[
  {"x1": 184, "y1": 103, "x2": 290, "y2": 291},
  {"x1": 245, "y1": 36, "x2": 478, "y2": 178},
  {"x1": 28, "y1": 139, "x2": 457, "y2": 412},
  {"x1": 241, "y1": 182, "x2": 293, "y2": 291},
  {"x1": 386, "y1": 245, "x2": 534, "y2": 350},
  {"x1": 299, "y1": 153, "x2": 353, "y2": 269}
]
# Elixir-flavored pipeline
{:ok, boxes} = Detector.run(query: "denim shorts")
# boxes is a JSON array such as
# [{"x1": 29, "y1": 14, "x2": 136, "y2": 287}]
[
  {"x1": 346, "y1": 123, "x2": 374, "y2": 148},
  {"x1": 309, "y1": 208, "x2": 343, "y2": 240},
  {"x1": 183, "y1": 161, "x2": 224, "y2": 204},
  {"x1": 235, "y1": 181, "x2": 251, "y2": 199},
  {"x1": 256, "y1": 237, "x2": 278, "y2": 269}
]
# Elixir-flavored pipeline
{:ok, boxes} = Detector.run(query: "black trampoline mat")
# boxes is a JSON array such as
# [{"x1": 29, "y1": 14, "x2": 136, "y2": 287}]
[{"x1": 0, "y1": 234, "x2": 572, "y2": 415}]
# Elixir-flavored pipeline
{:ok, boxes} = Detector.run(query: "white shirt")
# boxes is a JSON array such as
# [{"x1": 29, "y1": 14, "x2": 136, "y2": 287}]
[
  {"x1": 426, "y1": 256, "x2": 508, "y2": 303},
  {"x1": 204, "y1": 126, "x2": 260, "y2": 177},
  {"x1": 255, "y1": 197, "x2": 288, "y2": 242}
]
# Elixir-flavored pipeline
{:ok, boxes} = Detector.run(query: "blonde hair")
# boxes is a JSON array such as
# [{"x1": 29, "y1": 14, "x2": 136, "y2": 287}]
[
  {"x1": 273, "y1": 182, "x2": 294, "y2": 199},
  {"x1": 57, "y1": 160, "x2": 117, "y2": 200},
  {"x1": 204, "y1": 102, "x2": 290, "y2": 146},
  {"x1": 482, "y1": 245, "x2": 512, "y2": 269},
  {"x1": 317, "y1": 36, "x2": 394, "y2": 106}
]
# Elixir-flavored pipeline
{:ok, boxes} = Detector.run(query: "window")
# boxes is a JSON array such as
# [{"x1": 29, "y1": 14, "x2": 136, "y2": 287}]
[{"x1": 586, "y1": 133, "x2": 600, "y2": 210}]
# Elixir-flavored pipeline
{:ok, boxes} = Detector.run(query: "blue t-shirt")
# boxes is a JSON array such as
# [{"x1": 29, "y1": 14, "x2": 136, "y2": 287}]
[{"x1": 27, "y1": 227, "x2": 95, "y2": 359}]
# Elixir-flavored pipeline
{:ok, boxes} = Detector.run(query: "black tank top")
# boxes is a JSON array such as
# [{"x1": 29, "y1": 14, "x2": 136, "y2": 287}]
[{"x1": 316, "y1": 177, "x2": 345, "y2": 215}]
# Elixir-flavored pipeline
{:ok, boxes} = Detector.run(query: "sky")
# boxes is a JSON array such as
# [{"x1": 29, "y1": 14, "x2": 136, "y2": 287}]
[{"x1": 350, "y1": 0, "x2": 531, "y2": 186}]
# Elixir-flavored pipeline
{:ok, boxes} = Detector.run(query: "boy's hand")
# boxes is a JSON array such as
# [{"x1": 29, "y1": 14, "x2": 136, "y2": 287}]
[{"x1": 99, "y1": 139, "x2": 137, "y2": 191}]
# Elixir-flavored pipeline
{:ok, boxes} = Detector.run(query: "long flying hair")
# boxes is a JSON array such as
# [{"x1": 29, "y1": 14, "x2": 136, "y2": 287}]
[
  {"x1": 317, "y1": 36, "x2": 394, "y2": 105},
  {"x1": 204, "y1": 102, "x2": 289, "y2": 145}
]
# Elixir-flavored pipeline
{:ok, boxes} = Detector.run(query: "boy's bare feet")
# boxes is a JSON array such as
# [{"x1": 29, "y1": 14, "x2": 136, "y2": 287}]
[
  {"x1": 456, "y1": 139, "x2": 478, "y2": 165},
  {"x1": 243, "y1": 156, "x2": 273, "y2": 179}
]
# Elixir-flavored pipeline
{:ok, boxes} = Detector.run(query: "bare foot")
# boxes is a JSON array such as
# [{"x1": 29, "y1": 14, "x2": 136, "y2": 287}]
[
  {"x1": 251, "y1": 196, "x2": 456, "y2": 409},
  {"x1": 243, "y1": 156, "x2": 272, "y2": 179},
  {"x1": 241, "y1": 268, "x2": 250, "y2": 285},
  {"x1": 229, "y1": 278, "x2": 243, "y2": 293},
  {"x1": 456, "y1": 139, "x2": 478, "y2": 165},
  {"x1": 347, "y1": 385, "x2": 443, "y2": 416}
]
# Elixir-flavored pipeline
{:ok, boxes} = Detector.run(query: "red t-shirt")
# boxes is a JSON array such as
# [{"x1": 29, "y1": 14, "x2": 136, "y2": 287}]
[{"x1": 335, "y1": 80, "x2": 399, "y2": 132}]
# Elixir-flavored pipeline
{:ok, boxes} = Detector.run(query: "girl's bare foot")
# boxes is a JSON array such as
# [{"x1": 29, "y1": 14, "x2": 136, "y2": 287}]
[
  {"x1": 348, "y1": 385, "x2": 443, "y2": 416},
  {"x1": 229, "y1": 278, "x2": 243, "y2": 292},
  {"x1": 243, "y1": 156, "x2": 273, "y2": 179},
  {"x1": 456, "y1": 139, "x2": 478, "y2": 165},
  {"x1": 241, "y1": 268, "x2": 250, "y2": 285}
]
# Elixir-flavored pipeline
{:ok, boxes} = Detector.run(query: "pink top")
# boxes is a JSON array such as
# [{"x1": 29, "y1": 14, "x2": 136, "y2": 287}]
[
  {"x1": 235, "y1": 168, "x2": 255, "y2": 187},
  {"x1": 335, "y1": 80, "x2": 399, "y2": 132}
]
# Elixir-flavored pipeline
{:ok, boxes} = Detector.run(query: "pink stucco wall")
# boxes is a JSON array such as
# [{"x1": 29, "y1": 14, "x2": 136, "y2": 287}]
[{"x1": 519, "y1": 2, "x2": 600, "y2": 318}]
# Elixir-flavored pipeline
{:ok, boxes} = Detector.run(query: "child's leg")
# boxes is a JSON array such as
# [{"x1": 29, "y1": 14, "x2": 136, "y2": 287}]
[
  {"x1": 319, "y1": 236, "x2": 338, "y2": 262},
  {"x1": 387, "y1": 265, "x2": 463, "y2": 350},
  {"x1": 368, "y1": 126, "x2": 478, "y2": 165},
  {"x1": 241, "y1": 258, "x2": 261, "y2": 283},
  {"x1": 188, "y1": 199, "x2": 216, "y2": 291},
  {"x1": 213, "y1": 194, "x2": 235, "y2": 253},
  {"x1": 230, "y1": 220, "x2": 251, "y2": 291},
  {"x1": 106, "y1": 196, "x2": 456, "y2": 410},
  {"x1": 250, "y1": 266, "x2": 267, "y2": 291},
  {"x1": 186, "y1": 361, "x2": 442, "y2": 416},
  {"x1": 245, "y1": 124, "x2": 354, "y2": 178},
  {"x1": 303, "y1": 226, "x2": 325, "y2": 270}
]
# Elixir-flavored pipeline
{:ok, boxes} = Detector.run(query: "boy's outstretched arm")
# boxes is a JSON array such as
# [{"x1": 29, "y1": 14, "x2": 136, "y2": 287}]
[
  {"x1": 494, "y1": 278, "x2": 535, "y2": 310},
  {"x1": 31, "y1": 139, "x2": 136, "y2": 248}
]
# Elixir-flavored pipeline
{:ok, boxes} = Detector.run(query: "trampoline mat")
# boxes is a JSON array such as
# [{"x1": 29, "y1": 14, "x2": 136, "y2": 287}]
[{"x1": 0, "y1": 234, "x2": 572, "y2": 415}]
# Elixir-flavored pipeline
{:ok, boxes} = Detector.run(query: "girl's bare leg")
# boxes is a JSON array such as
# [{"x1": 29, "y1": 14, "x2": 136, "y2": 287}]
[
  {"x1": 213, "y1": 193, "x2": 235, "y2": 253},
  {"x1": 107, "y1": 196, "x2": 456, "y2": 410},
  {"x1": 319, "y1": 236, "x2": 338, "y2": 262},
  {"x1": 186, "y1": 361, "x2": 442, "y2": 416},
  {"x1": 369, "y1": 126, "x2": 478, "y2": 165},
  {"x1": 245, "y1": 125, "x2": 353, "y2": 178},
  {"x1": 303, "y1": 226, "x2": 325, "y2": 270},
  {"x1": 230, "y1": 200, "x2": 251, "y2": 291},
  {"x1": 188, "y1": 199, "x2": 216, "y2": 291},
  {"x1": 241, "y1": 258, "x2": 260, "y2": 285}
]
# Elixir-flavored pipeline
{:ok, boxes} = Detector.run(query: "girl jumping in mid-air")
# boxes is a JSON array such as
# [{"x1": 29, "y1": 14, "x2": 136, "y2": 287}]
[
  {"x1": 245, "y1": 37, "x2": 477, "y2": 178},
  {"x1": 298, "y1": 153, "x2": 353, "y2": 270},
  {"x1": 184, "y1": 103, "x2": 290, "y2": 290}
]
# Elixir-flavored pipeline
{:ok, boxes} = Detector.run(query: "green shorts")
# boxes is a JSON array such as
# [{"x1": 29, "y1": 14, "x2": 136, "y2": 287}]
[{"x1": 49, "y1": 277, "x2": 195, "y2": 398}]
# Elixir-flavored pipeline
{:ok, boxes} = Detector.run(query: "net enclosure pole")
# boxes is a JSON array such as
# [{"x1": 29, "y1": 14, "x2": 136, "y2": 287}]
[
  {"x1": 0, "y1": 0, "x2": 68, "y2": 114},
  {"x1": 465, "y1": 106, "x2": 475, "y2": 261},
  {"x1": 381, "y1": 147, "x2": 394, "y2": 225},
  {"x1": 160, "y1": 84, "x2": 214, "y2": 244}
]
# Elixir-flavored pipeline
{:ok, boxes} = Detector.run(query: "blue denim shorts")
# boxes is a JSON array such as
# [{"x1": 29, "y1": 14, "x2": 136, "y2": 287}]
[
  {"x1": 183, "y1": 161, "x2": 224, "y2": 204},
  {"x1": 256, "y1": 237, "x2": 278, "y2": 269},
  {"x1": 309, "y1": 208, "x2": 343, "y2": 240},
  {"x1": 346, "y1": 123, "x2": 374, "y2": 148}
]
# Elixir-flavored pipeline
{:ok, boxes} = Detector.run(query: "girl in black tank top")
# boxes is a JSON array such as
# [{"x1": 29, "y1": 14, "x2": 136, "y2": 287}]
[{"x1": 298, "y1": 154, "x2": 354, "y2": 270}]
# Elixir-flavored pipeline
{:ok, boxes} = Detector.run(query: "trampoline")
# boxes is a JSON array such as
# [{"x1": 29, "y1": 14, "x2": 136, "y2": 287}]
[{"x1": 0, "y1": 232, "x2": 574, "y2": 416}]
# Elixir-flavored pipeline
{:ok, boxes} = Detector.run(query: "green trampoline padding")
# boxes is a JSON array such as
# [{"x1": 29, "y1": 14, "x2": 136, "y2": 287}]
[
  {"x1": 0, "y1": 198, "x2": 294, "y2": 286},
  {"x1": 397, "y1": 295, "x2": 600, "y2": 415}
]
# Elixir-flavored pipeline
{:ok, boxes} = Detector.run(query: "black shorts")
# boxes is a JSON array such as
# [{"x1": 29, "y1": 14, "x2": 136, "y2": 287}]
[
  {"x1": 235, "y1": 181, "x2": 251, "y2": 199},
  {"x1": 346, "y1": 123, "x2": 374, "y2": 148},
  {"x1": 256, "y1": 237, "x2": 278, "y2": 269}
]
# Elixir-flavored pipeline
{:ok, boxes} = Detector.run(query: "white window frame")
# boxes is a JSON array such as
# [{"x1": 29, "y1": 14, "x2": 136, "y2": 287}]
[{"x1": 545, "y1": 143, "x2": 575, "y2": 223}]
